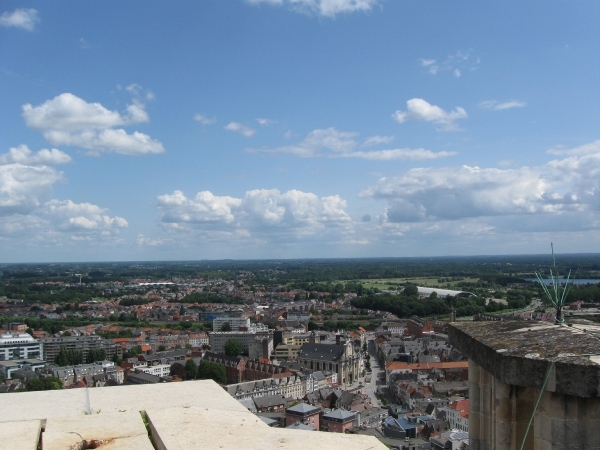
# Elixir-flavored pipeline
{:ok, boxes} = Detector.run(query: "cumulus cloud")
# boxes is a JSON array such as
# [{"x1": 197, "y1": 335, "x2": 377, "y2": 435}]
[
  {"x1": 0, "y1": 8, "x2": 39, "y2": 31},
  {"x1": 194, "y1": 113, "x2": 216, "y2": 125},
  {"x1": 251, "y1": 127, "x2": 455, "y2": 160},
  {"x1": 419, "y1": 59, "x2": 438, "y2": 74},
  {"x1": 43, "y1": 200, "x2": 128, "y2": 232},
  {"x1": 247, "y1": 0, "x2": 379, "y2": 17},
  {"x1": 362, "y1": 140, "x2": 600, "y2": 226},
  {"x1": 0, "y1": 161, "x2": 126, "y2": 243},
  {"x1": 224, "y1": 122, "x2": 256, "y2": 137},
  {"x1": 157, "y1": 188, "x2": 352, "y2": 241},
  {"x1": 480, "y1": 100, "x2": 526, "y2": 110},
  {"x1": 0, "y1": 164, "x2": 64, "y2": 216},
  {"x1": 392, "y1": 98, "x2": 467, "y2": 131},
  {"x1": 0, "y1": 145, "x2": 71, "y2": 166},
  {"x1": 22, "y1": 93, "x2": 164, "y2": 155}
]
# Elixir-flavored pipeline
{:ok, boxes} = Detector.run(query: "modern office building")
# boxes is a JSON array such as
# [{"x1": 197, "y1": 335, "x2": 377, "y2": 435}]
[{"x1": 0, "y1": 332, "x2": 42, "y2": 361}]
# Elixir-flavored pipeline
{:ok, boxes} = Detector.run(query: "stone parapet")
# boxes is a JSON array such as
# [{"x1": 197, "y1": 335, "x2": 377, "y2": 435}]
[
  {"x1": 449, "y1": 321, "x2": 600, "y2": 450},
  {"x1": 449, "y1": 321, "x2": 600, "y2": 398}
]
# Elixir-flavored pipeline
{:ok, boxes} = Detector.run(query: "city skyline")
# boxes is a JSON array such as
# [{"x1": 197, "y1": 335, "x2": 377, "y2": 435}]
[{"x1": 1, "y1": 1, "x2": 599, "y2": 262}]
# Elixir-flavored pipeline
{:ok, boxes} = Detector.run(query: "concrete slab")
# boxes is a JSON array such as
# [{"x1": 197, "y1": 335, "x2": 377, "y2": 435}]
[
  {"x1": 146, "y1": 406, "x2": 387, "y2": 450},
  {"x1": 0, "y1": 380, "x2": 248, "y2": 423},
  {"x1": 0, "y1": 420, "x2": 42, "y2": 450},
  {"x1": 43, "y1": 411, "x2": 153, "y2": 450}
]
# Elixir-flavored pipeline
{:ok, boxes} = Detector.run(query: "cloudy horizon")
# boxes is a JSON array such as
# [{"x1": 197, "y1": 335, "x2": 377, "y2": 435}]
[{"x1": 1, "y1": 1, "x2": 598, "y2": 262}]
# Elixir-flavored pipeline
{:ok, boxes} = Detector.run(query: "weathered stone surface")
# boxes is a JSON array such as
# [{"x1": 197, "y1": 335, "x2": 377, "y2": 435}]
[
  {"x1": 43, "y1": 411, "x2": 153, "y2": 450},
  {"x1": 0, "y1": 420, "x2": 41, "y2": 450},
  {"x1": 449, "y1": 321, "x2": 600, "y2": 397}
]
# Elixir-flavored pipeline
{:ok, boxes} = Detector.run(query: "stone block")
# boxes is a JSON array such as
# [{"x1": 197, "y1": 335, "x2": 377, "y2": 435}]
[
  {"x1": 0, "y1": 420, "x2": 41, "y2": 450},
  {"x1": 42, "y1": 411, "x2": 153, "y2": 450}
]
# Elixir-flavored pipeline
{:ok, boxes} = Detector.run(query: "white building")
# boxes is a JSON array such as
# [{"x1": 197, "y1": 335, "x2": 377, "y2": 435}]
[
  {"x1": 188, "y1": 333, "x2": 209, "y2": 347},
  {"x1": 0, "y1": 333, "x2": 42, "y2": 361},
  {"x1": 138, "y1": 364, "x2": 171, "y2": 378},
  {"x1": 212, "y1": 317, "x2": 251, "y2": 332}
]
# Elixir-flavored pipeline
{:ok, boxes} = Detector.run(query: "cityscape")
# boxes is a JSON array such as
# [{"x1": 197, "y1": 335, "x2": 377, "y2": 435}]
[{"x1": 1, "y1": 1, "x2": 599, "y2": 449}]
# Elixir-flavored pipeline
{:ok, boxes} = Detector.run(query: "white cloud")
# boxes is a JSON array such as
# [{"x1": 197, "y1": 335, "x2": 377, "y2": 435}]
[
  {"x1": 363, "y1": 135, "x2": 394, "y2": 147},
  {"x1": 392, "y1": 98, "x2": 467, "y2": 131},
  {"x1": 247, "y1": 0, "x2": 379, "y2": 17},
  {"x1": 337, "y1": 148, "x2": 457, "y2": 161},
  {"x1": 43, "y1": 200, "x2": 128, "y2": 232},
  {"x1": 0, "y1": 164, "x2": 64, "y2": 216},
  {"x1": 194, "y1": 114, "x2": 217, "y2": 125},
  {"x1": 157, "y1": 188, "x2": 352, "y2": 241},
  {"x1": 480, "y1": 100, "x2": 526, "y2": 111},
  {"x1": 0, "y1": 145, "x2": 71, "y2": 166},
  {"x1": 0, "y1": 8, "x2": 39, "y2": 31},
  {"x1": 137, "y1": 234, "x2": 164, "y2": 246},
  {"x1": 0, "y1": 162, "x2": 126, "y2": 244},
  {"x1": 251, "y1": 127, "x2": 454, "y2": 160},
  {"x1": 419, "y1": 50, "x2": 479, "y2": 77},
  {"x1": 547, "y1": 140, "x2": 600, "y2": 156},
  {"x1": 22, "y1": 93, "x2": 164, "y2": 155},
  {"x1": 362, "y1": 140, "x2": 600, "y2": 226},
  {"x1": 256, "y1": 118, "x2": 276, "y2": 126},
  {"x1": 224, "y1": 122, "x2": 256, "y2": 137}
]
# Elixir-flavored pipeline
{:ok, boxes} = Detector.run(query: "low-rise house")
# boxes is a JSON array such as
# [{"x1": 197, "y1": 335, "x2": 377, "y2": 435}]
[
  {"x1": 285, "y1": 402, "x2": 320, "y2": 429},
  {"x1": 321, "y1": 409, "x2": 357, "y2": 433},
  {"x1": 253, "y1": 394, "x2": 286, "y2": 413}
]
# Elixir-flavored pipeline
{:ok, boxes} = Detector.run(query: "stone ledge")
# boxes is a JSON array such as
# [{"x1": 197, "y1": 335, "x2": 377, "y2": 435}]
[
  {"x1": 0, "y1": 420, "x2": 42, "y2": 450},
  {"x1": 448, "y1": 321, "x2": 600, "y2": 397}
]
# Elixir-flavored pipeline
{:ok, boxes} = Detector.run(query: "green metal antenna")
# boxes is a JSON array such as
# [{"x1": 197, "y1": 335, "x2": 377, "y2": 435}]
[{"x1": 534, "y1": 243, "x2": 575, "y2": 325}]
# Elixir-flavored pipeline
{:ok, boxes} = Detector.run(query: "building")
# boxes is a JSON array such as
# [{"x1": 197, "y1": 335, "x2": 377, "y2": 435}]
[
  {"x1": 137, "y1": 364, "x2": 171, "y2": 378},
  {"x1": 0, "y1": 382, "x2": 386, "y2": 449},
  {"x1": 285, "y1": 402, "x2": 321, "y2": 429},
  {"x1": 40, "y1": 335, "x2": 119, "y2": 363},
  {"x1": 406, "y1": 316, "x2": 435, "y2": 338},
  {"x1": 42, "y1": 360, "x2": 122, "y2": 387},
  {"x1": 188, "y1": 333, "x2": 209, "y2": 347},
  {"x1": 208, "y1": 331, "x2": 273, "y2": 355},
  {"x1": 203, "y1": 352, "x2": 291, "y2": 384},
  {"x1": 321, "y1": 409, "x2": 357, "y2": 433},
  {"x1": 0, "y1": 332, "x2": 42, "y2": 361},
  {"x1": 274, "y1": 344, "x2": 302, "y2": 360},
  {"x1": 287, "y1": 312, "x2": 311, "y2": 322},
  {"x1": 248, "y1": 336, "x2": 273, "y2": 360},
  {"x1": 213, "y1": 317, "x2": 251, "y2": 332},
  {"x1": 0, "y1": 358, "x2": 45, "y2": 379},
  {"x1": 297, "y1": 336, "x2": 362, "y2": 385},
  {"x1": 449, "y1": 320, "x2": 600, "y2": 450}
]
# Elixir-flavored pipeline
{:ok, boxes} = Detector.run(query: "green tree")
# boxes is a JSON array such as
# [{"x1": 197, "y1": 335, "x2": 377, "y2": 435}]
[
  {"x1": 26, "y1": 376, "x2": 62, "y2": 391},
  {"x1": 185, "y1": 359, "x2": 198, "y2": 380},
  {"x1": 86, "y1": 348, "x2": 106, "y2": 364},
  {"x1": 122, "y1": 345, "x2": 143, "y2": 359},
  {"x1": 404, "y1": 283, "x2": 419, "y2": 296},
  {"x1": 54, "y1": 346, "x2": 83, "y2": 366},
  {"x1": 224, "y1": 338, "x2": 242, "y2": 357},
  {"x1": 220, "y1": 322, "x2": 232, "y2": 332},
  {"x1": 170, "y1": 362, "x2": 186, "y2": 379},
  {"x1": 197, "y1": 360, "x2": 227, "y2": 384},
  {"x1": 158, "y1": 345, "x2": 167, "y2": 352}
]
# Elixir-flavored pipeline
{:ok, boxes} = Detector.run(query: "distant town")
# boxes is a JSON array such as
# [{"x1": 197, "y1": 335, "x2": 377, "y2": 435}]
[{"x1": 1, "y1": 257, "x2": 599, "y2": 449}]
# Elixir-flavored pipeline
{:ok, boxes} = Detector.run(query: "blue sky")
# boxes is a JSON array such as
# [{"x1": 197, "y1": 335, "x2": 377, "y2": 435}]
[{"x1": 1, "y1": 1, "x2": 599, "y2": 262}]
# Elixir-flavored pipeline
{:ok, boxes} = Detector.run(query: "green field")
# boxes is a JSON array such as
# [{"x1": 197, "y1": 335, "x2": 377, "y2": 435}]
[{"x1": 349, "y1": 277, "x2": 480, "y2": 290}]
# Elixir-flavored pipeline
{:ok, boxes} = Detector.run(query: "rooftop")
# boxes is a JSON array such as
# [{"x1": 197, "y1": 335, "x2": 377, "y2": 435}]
[
  {"x1": 0, "y1": 381, "x2": 386, "y2": 450},
  {"x1": 449, "y1": 320, "x2": 600, "y2": 397}
]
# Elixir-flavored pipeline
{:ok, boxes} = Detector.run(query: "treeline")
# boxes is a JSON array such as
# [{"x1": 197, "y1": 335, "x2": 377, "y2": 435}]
[
  {"x1": 54, "y1": 347, "x2": 107, "y2": 365},
  {"x1": 351, "y1": 290, "x2": 530, "y2": 319},
  {"x1": 562, "y1": 283, "x2": 600, "y2": 303}
]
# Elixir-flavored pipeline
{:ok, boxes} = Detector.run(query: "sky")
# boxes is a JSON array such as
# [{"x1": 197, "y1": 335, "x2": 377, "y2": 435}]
[{"x1": 1, "y1": 0, "x2": 599, "y2": 262}]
